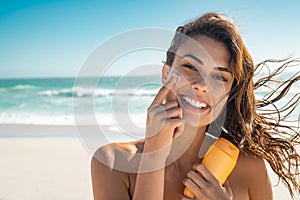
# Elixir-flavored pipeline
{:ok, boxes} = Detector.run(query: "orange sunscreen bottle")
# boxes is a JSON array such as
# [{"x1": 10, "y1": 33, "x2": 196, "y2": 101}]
[{"x1": 183, "y1": 137, "x2": 240, "y2": 198}]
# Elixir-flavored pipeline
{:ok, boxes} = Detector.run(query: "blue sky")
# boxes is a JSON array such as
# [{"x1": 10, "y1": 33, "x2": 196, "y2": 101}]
[{"x1": 0, "y1": 0, "x2": 299, "y2": 78}]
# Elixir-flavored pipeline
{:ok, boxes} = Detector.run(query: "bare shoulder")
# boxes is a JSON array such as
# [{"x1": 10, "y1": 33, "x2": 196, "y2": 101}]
[
  {"x1": 230, "y1": 151, "x2": 268, "y2": 185},
  {"x1": 91, "y1": 139, "x2": 145, "y2": 200},
  {"x1": 92, "y1": 139, "x2": 145, "y2": 170},
  {"x1": 237, "y1": 151, "x2": 267, "y2": 173},
  {"x1": 230, "y1": 151, "x2": 273, "y2": 199},
  {"x1": 113, "y1": 139, "x2": 145, "y2": 154}
]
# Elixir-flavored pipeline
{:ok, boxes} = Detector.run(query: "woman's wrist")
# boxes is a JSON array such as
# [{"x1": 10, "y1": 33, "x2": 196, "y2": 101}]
[{"x1": 137, "y1": 143, "x2": 170, "y2": 173}]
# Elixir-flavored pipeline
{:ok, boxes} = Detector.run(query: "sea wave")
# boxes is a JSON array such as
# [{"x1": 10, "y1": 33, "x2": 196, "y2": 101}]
[
  {"x1": 1, "y1": 84, "x2": 38, "y2": 91},
  {"x1": 38, "y1": 87, "x2": 159, "y2": 98},
  {"x1": 0, "y1": 112, "x2": 75, "y2": 125},
  {"x1": 0, "y1": 112, "x2": 147, "y2": 127}
]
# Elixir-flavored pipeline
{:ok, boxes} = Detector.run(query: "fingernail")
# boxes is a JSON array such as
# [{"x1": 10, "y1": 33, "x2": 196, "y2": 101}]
[{"x1": 193, "y1": 163, "x2": 200, "y2": 169}]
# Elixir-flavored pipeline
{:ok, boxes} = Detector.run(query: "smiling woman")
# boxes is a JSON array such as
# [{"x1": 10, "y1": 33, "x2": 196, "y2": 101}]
[
  {"x1": 91, "y1": 12, "x2": 300, "y2": 200},
  {"x1": 162, "y1": 34, "x2": 234, "y2": 128}
]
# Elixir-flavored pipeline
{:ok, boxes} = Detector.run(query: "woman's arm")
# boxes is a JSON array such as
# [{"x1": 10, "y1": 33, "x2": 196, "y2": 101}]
[
  {"x1": 133, "y1": 157, "x2": 166, "y2": 200},
  {"x1": 133, "y1": 73, "x2": 182, "y2": 200},
  {"x1": 246, "y1": 155, "x2": 274, "y2": 200},
  {"x1": 132, "y1": 141, "x2": 172, "y2": 199},
  {"x1": 91, "y1": 155, "x2": 130, "y2": 200}
]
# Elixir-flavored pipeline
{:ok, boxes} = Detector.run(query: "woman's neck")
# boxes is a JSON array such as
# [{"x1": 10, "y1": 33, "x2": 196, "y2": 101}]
[{"x1": 167, "y1": 124, "x2": 207, "y2": 169}]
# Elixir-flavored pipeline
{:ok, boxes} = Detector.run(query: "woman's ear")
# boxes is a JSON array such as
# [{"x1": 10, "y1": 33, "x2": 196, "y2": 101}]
[{"x1": 162, "y1": 63, "x2": 171, "y2": 85}]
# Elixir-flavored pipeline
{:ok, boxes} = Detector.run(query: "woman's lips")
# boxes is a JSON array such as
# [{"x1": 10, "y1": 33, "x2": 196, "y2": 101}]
[{"x1": 179, "y1": 94, "x2": 211, "y2": 113}]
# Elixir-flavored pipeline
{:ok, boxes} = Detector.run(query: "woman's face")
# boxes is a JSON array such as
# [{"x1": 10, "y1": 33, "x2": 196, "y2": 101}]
[{"x1": 163, "y1": 34, "x2": 234, "y2": 128}]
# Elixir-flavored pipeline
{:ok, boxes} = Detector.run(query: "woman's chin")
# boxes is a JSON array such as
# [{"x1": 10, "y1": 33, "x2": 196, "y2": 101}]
[{"x1": 182, "y1": 111, "x2": 214, "y2": 128}]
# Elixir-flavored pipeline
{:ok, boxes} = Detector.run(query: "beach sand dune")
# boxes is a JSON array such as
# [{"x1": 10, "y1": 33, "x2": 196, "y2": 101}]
[{"x1": 0, "y1": 124, "x2": 298, "y2": 200}]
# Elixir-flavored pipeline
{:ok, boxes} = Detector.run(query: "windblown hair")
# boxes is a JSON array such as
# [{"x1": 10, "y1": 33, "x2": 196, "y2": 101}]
[{"x1": 166, "y1": 12, "x2": 300, "y2": 198}]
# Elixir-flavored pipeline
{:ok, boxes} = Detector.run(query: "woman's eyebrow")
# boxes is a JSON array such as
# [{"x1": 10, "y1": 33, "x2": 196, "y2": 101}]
[
  {"x1": 182, "y1": 54, "x2": 204, "y2": 65},
  {"x1": 182, "y1": 54, "x2": 232, "y2": 74},
  {"x1": 214, "y1": 66, "x2": 232, "y2": 74}
]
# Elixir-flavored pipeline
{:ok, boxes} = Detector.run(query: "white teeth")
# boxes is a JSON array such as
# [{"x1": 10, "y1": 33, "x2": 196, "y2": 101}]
[{"x1": 182, "y1": 96, "x2": 208, "y2": 109}]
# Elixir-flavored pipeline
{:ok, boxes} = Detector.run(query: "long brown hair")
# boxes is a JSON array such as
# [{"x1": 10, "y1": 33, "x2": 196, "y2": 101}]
[{"x1": 166, "y1": 12, "x2": 300, "y2": 198}]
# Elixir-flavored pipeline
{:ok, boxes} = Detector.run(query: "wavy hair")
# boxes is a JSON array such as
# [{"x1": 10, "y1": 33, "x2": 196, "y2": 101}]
[{"x1": 165, "y1": 12, "x2": 300, "y2": 198}]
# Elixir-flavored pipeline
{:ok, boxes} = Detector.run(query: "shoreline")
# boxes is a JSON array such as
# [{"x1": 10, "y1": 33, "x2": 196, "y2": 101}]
[{"x1": 0, "y1": 124, "x2": 79, "y2": 137}]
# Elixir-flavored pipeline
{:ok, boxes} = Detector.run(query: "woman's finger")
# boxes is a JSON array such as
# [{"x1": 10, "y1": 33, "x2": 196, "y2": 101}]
[
  {"x1": 193, "y1": 164, "x2": 219, "y2": 186},
  {"x1": 150, "y1": 100, "x2": 178, "y2": 116},
  {"x1": 180, "y1": 195, "x2": 192, "y2": 200},
  {"x1": 174, "y1": 119, "x2": 184, "y2": 138},
  {"x1": 223, "y1": 181, "x2": 234, "y2": 200},
  {"x1": 166, "y1": 118, "x2": 183, "y2": 129},
  {"x1": 150, "y1": 73, "x2": 178, "y2": 106},
  {"x1": 187, "y1": 170, "x2": 208, "y2": 190},
  {"x1": 183, "y1": 178, "x2": 205, "y2": 198},
  {"x1": 162, "y1": 100, "x2": 178, "y2": 110},
  {"x1": 157, "y1": 106, "x2": 182, "y2": 119}
]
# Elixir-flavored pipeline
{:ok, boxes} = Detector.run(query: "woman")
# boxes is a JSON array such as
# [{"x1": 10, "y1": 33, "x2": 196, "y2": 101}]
[{"x1": 91, "y1": 12, "x2": 300, "y2": 199}]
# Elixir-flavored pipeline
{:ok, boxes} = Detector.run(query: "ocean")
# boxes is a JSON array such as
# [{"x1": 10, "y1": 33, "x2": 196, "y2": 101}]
[
  {"x1": 0, "y1": 76, "x2": 161, "y2": 126},
  {"x1": 0, "y1": 75, "x2": 299, "y2": 127}
]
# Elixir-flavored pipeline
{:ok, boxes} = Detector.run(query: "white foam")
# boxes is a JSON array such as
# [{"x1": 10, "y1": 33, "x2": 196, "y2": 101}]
[
  {"x1": 0, "y1": 112, "x2": 75, "y2": 125},
  {"x1": 0, "y1": 112, "x2": 147, "y2": 127},
  {"x1": 37, "y1": 87, "x2": 158, "y2": 98}
]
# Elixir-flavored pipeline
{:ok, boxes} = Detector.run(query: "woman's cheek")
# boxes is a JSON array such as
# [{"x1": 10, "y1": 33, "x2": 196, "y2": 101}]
[{"x1": 211, "y1": 94, "x2": 229, "y2": 119}]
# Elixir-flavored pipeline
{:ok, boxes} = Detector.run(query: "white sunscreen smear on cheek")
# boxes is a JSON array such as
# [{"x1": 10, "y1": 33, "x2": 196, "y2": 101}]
[
  {"x1": 175, "y1": 73, "x2": 181, "y2": 83},
  {"x1": 167, "y1": 68, "x2": 181, "y2": 83}
]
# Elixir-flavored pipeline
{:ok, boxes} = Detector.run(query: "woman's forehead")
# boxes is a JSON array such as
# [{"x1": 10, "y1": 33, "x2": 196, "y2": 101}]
[
  {"x1": 174, "y1": 35, "x2": 231, "y2": 69},
  {"x1": 175, "y1": 39, "x2": 212, "y2": 64}
]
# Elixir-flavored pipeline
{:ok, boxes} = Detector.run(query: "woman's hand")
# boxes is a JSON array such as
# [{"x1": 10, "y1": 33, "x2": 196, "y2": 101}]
[
  {"x1": 182, "y1": 163, "x2": 233, "y2": 200},
  {"x1": 144, "y1": 73, "x2": 183, "y2": 157},
  {"x1": 133, "y1": 73, "x2": 183, "y2": 200}
]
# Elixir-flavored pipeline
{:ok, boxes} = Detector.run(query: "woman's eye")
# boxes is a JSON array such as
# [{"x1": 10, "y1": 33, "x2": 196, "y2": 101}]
[
  {"x1": 183, "y1": 64, "x2": 198, "y2": 71},
  {"x1": 212, "y1": 75, "x2": 227, "y2": 82}
]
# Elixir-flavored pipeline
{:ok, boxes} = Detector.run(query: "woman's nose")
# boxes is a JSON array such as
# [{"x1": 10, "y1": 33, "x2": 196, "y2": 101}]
[{"x1": 190, "y1": 74, "x2": 209, "y2": 93}]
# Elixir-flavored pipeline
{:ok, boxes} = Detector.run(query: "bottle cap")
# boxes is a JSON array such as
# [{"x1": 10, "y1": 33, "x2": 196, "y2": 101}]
[{"x1": 215, "y1": 137, "x2": 239, "y2": 161}]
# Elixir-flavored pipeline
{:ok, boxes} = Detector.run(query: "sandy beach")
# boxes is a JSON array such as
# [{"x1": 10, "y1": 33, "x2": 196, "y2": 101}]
[{"x1": 0, "y1": 124, "x2": 298, "y2": 200}]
